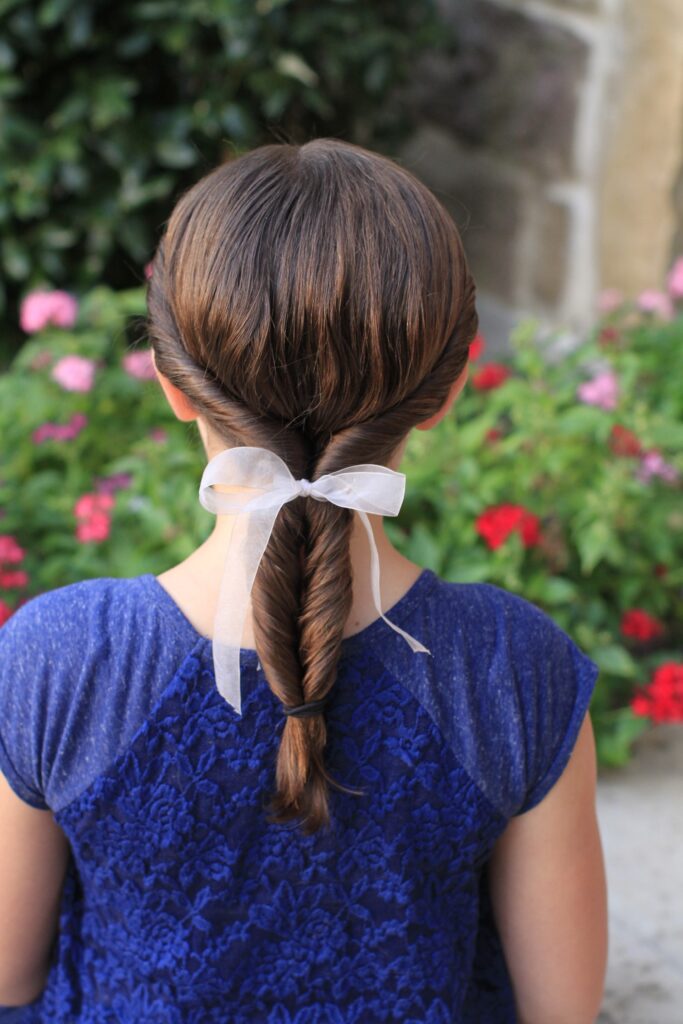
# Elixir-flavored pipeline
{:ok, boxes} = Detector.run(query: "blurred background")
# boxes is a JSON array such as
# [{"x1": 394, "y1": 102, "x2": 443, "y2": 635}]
[{"x1": 0, "y1": 1, "x2": 681, "y2": 1020}]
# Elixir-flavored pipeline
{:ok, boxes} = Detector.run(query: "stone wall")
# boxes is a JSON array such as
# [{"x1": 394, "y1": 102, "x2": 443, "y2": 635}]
[{"x1": 398, "y1": 0, "x2": 683, "y2": 348}]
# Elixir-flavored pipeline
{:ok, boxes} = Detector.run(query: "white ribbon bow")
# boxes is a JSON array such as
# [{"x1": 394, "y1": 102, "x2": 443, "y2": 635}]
[{"x1": 198, "y1": 446, "x2": 431, "y2": 715}]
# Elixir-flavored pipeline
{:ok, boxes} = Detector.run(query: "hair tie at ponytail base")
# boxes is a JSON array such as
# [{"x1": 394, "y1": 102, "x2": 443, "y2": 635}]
[{"x1": 282, "y1": 696, "x2": 331, "y2": 718}]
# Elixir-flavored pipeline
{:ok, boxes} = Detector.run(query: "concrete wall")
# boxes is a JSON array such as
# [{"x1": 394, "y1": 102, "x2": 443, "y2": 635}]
[{"x1": 399, "y1": 0, "x2": 683, "y2": 348}]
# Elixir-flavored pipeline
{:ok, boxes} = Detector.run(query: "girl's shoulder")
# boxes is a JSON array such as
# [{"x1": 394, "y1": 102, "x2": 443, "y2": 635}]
[
  {"x1": 0, "y1": 572, "x2": 599, "y2": 826},
  {"x1": 0, "y1": 574, "x2": 200, "y2": 813},
  {"x1": 0, "y1": 572, "x2": 195, "y2": 654},
  {"x1": 0, "y1": 573, "x2": 156, "y2": 640},
  {"x1": 388, "y1": 573, "x2": 600, "y2": 821}
]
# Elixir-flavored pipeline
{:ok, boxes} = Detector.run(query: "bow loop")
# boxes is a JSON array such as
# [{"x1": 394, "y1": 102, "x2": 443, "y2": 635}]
[{"x1": 198, "y1": 446, "x2": 431, "y2": 715}]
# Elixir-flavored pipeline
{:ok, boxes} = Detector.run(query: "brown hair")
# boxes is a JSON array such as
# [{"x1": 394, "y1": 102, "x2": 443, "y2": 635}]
[{"x1": 146, "y1": 138, "x2": 478, "y2": 835}]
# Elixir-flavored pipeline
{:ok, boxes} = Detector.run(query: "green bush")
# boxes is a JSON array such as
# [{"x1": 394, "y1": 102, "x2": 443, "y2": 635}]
[
  {"x1": 1, "y1": 274, "x2": 681, "y2": 767},
  {"x1": 0, "y1": 0, "x2": 448, "y2": 360},
  {"x1": 388, "y1": 292, "x2": 683, "y2": 765}
]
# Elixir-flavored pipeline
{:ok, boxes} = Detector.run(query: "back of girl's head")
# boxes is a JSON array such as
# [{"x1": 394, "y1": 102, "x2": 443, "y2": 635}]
[{"x1": 146, "y1": 138, "x2": 478, "y2": 835}]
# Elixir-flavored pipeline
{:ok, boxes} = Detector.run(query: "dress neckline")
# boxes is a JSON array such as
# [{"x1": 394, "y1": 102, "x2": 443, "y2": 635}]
[{"x1": 140, "y1": 567, "x2": 438, "y2": 667}]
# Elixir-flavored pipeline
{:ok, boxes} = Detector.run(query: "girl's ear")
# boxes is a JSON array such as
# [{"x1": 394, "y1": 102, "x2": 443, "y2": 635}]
[
  {"x1": 415, "y1": 363, "x2": 469, "y2": 432},
  {"x1": 151, "y1": 348, "x2": 199, "y2": 423}
]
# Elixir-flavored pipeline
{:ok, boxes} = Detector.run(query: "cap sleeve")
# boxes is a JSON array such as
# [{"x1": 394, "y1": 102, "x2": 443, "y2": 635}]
[
  {"x1": 504, "y1": 591, "x2": 600, "y2": 817},
  {"x1": 0, "y1": 599, "x2": 50, "y2": 809}
]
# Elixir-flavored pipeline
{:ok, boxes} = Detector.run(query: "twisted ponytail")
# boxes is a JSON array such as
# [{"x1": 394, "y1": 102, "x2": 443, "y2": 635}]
[{"x1": 146, "y1": 139, "x2": 478, "y2": 834}]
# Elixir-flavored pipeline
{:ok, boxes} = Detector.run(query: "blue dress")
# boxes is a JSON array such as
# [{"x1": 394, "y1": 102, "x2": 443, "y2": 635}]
[{"x1": 0, "y1": 569, "x2": 599, "y2": 1022}]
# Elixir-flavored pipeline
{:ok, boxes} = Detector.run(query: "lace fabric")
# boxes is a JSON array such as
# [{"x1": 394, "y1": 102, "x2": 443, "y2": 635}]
[
  {"x1": 0, "y1": 569, "x2": 599, "y2": 1022},
  {"x1": 7, "y1": 644, "x2": 513, "y2": 1022}
]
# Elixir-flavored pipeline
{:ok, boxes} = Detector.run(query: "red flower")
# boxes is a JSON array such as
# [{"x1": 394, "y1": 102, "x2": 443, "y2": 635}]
[
  {"x1": 469, "y1": 333, "x2": 486, "y2": 361},
  {"x1": 76, "y1": 512, "x2": 112, "y2": 543},
  {"x1": 485, "y1": 428, "x2": 503, "y2": 444},
  {"x1": 73, "y1": 491, "x2": 115, "y2": 544},
  {"x1": 631, "y1": 663, "x2": 683, "y2": 723},
  {"x1": 609, "y1": 424, "x2": 642, "y2": 458},
  {"x1": 74, "y1": 492, "x2": 115, "y2": 520},
  {"x1": 620, "y1": 609, "x2": 665, "y2": 642},
  {"x1": 0, "y1": 534, "x2": 25, "y2": 565},
  {"x1": 475, "y1": 504, "x2": 541, "y2": 550},
  {"x1": 472, "y1": 363, "x2": 511, "y2": 391},
  {"x1": 0, "y1": 599, "x2": 14, "y2": 627},
  {"x1": 0, "y1": 570, "x2": 29, "y2": 589},
  {"x1": 598, "y1": 326, "x2": 620, "y2": 347}
]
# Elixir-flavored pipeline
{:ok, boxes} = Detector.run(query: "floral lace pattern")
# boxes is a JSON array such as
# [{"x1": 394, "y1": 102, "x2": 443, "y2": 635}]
[{"x1": 8, "y1": 642, "x2": 518, "y2": 1022}]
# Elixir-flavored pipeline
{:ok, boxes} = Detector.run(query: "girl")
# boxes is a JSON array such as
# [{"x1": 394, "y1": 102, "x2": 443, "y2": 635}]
[{"x1": 0, "y1": 139, "x2": 607, "y2": 1022}]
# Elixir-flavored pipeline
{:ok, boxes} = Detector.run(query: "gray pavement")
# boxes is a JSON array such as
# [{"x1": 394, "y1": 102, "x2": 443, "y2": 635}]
[{"x1": 596, "y1": 724, "x2": 683, "y2": 1023}]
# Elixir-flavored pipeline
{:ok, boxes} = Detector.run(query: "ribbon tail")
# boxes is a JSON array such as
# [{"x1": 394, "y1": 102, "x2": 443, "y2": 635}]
[
  {"x1": 212, "y1": 505, "x2": 281, "y2": 714},
  {"x1": 356, "y1": 509, "x2": 432, "y2": 656}
]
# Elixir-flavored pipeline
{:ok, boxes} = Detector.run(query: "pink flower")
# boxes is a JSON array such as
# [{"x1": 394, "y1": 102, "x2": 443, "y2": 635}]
[
  {"x1": 76, "y1": 513, "x2": 111, "y2": 543},
  {"x1": 149, "y1": 428, "x2": 168, "y2": 443},
  {"x1": 667, "y1": 257, "x2": 683, "y2": 300},
  {"x1": 32, "y1": 412, "x2": 88, "y2": 445},
  {"x1": 95, "y1": 473, "x2": 132, "y2": 495},
  {"x1": 636, "y1": 450, "x2": 680, "y2": 484},
  {"x1": 0, "y1": 535, "x2": 25, "y2": 565},
  {"x1": 20, "y1": 290, "x2": 78, "y2": 333},
  {"x1": 70, "y1": 412, "x2": 87, "y2": 429},
  {"x1": 577, "y1": 370, "x2": 619, "y2": 410},
  {"x1": 74, "y1": 491, "x2": 115, "y2": 543},
  {"x1": 597, "y1": 289, "x2": 624, "y2": 314},
  {"x1": 74, "y1": 492, "x2": 115, "y2": 520},
  {"x1": 122, "y1": 349, "x2": 157, "y2": 381},
  {"x1": 0, "y1": 600, "x2": 14, "y2": 626},
  {"x1": 51, "y1": 354, "x2": 97, "y2": 392},
  {"x1": 32, "y1": 423, "x2": 57, "y2": 444},
  {"x1": 637, "y1": 289, "x2": 674, "y2": 319}
]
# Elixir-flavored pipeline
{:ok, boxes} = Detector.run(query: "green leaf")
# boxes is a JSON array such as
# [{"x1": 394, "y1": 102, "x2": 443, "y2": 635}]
[
  {"x1": 594, "y1": 708, "x2": 650, "y2": 767},
  {"x1": 403, "y1": 522, "x2": 443, "y2": 572},
  {"x1": 591, "y1": 645, "x2": 638, "y2": 679},
  {"x1": 37, "y1": 0, "x2": 73, "y2": 28},
  {"x1": 576, "y1": 521, "x2": 612, "y2": 574},
  {"x1": 40, "y1": 226, "x2": 78, "y2": 249},
  {"x1": 1, "y1": 237, "x2": 30, "y2": 279},
  {"x1": 154, "y1": 139, "x2": 197, "y2": 169},
  {"x1": 274, "y1": 52, "x2": 319, "y2": 87},
  {"x1": 444, "y1": 558, "x2": 492, "y2": 583},
  {"x1": 534, "y1": 576, "x2": 577, "y2": 605},
  {"x1": 0, "y1": 39, "x2": 16, "y2": 70},
  {"x1": 90, "y1": 77, "x2": 138, "y2": 131}
]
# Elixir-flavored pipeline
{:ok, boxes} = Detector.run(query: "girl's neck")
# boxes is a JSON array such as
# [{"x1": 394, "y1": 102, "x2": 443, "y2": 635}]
[{"x1": 154, "y1": 511, "x2": 424, "y2": 647}]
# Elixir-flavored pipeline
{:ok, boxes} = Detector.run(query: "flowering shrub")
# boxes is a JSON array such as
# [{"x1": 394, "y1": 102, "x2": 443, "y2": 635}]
[
  {"x1": 1, "y1": 263, "x2": 682, "y2": 767},
  {"x1": 389, "y1": 261, "x2": 683, "y2": 765},
  {"x1": 0, "y1": 284, "x2": 208, "y2": 614}
]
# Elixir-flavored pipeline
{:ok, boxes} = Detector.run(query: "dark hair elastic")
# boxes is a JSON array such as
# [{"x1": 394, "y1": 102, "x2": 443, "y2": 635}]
[{"x1": 282, "y1": 696, "x2": 330, "y2": 719}]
